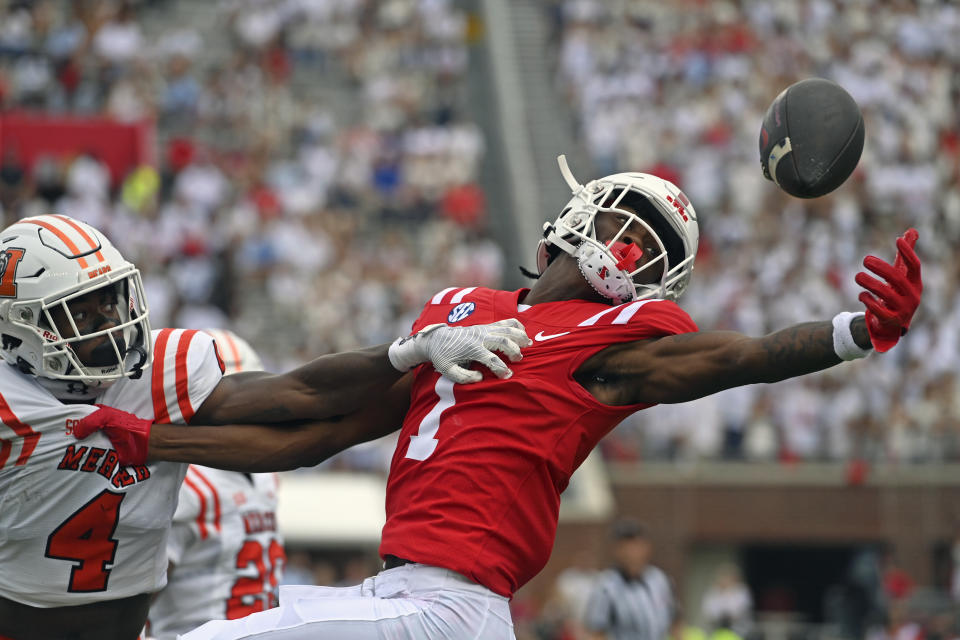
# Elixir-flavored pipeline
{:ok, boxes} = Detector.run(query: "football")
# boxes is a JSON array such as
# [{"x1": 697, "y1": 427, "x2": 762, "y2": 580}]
[{"x1": 759, "y1": 78, "x2": 865, "y2": 199}]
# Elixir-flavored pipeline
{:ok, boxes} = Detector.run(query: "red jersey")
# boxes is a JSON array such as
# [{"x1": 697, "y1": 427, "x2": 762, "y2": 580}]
[{"x1": 379, "y1": 287, "x2": 698, "y2": 598}]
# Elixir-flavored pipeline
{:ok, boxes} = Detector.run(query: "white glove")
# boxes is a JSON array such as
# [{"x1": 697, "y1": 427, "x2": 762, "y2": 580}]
[{"x1": 388, "y1": 318, "x2": 532, "y2": 384}]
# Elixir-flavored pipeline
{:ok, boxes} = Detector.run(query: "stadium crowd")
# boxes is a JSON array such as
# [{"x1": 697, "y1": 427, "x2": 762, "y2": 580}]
[
  {"x1": 0, "y1": 1, "x2": 958, "y2": 639},
  {"x1": 1, "y1": 0, "x2": 959, "y2": 473},
  {"x1": 0, "y1": 0, "x2": 495, "y2": 475},
  {"x1": 549, "y1": 0, "x2": 960, "y2": 466}
]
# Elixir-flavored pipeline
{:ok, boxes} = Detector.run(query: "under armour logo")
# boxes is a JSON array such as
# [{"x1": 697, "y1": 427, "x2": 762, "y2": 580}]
[{"x1": 66, "y1": 381, "x2": 89, "y2": 395}]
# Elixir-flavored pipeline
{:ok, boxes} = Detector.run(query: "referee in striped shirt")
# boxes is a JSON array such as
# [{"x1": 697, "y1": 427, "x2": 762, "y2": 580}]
[{"x1": 584, "y1": 519, "x2": 677, "y2": 640}]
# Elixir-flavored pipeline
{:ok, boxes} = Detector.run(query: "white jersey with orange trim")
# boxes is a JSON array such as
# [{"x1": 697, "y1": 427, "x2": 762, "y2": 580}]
[
  {"x1": 0, "y1": 328, "x2": 224, "y2": 607},
  {"x1": 147, "y1": 467, "x2": 285, "y2": 640},
  {"x1": 202, "y1": 329, "x2": 264, "y2": 373}
]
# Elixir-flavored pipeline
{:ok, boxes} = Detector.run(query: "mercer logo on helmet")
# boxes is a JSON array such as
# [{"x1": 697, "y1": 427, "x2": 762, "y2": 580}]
[
  {"x1": 87, "y1": 264, "x2": 112, "y2": 279},
  {"x1": 0, "y1": 248, "x2": 26, "y2": 297}
]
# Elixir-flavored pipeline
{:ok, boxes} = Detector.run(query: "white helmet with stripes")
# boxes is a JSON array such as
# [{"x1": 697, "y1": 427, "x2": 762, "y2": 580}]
[
  {"x1": 203, "y1": 328, "x2": 263, "y2": 374},
  {"x1": 0, "y1": 215, "x2": 151, "y2": 386},
  {"x1": 537, "y1": 156, "x2": 699, "y2": 303}
]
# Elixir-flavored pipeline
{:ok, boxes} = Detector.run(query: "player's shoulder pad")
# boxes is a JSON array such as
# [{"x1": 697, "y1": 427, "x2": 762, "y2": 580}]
[
  {"x1": 152, "y1": 328, "x2": 221, "y2": 372},
  {"x1": 150, "y1": 329, "x2": 223, "y2": 424},
  {"x1": 424, "y1": 286, "x2": 484, "y2": 307},
  {"x1": 577, "y1": 298, "x2": 698, "y2": 336}
]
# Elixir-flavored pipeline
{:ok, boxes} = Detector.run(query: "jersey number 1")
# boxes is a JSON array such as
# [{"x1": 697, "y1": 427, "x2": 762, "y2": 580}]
[
  {"x1": 405, "y1": 376, "x2": 456, "y2": 461},
  {"x1": 45, "y1": 490, "x2": 125, "y2": 592}
]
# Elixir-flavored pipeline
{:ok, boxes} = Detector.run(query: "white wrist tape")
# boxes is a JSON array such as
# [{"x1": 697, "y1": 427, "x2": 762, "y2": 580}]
[
  {"x1": 388, "y1": 324, "x2": 444, "y2": 372},
  {"x1": 832, "y1": 311, "x2": 871, "y2": 361}
]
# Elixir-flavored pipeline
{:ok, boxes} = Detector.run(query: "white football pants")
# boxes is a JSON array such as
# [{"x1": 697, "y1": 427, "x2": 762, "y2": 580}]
[{"x1": 178, "y1": 563, "x2": 516, "y2": 640}]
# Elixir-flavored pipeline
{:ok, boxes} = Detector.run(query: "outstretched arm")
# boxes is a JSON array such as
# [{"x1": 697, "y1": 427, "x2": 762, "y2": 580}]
[
  {"x1": 585, "y1": 229, "x2": 921, "y2": 406},
  {"x1": 191, "y1": 344, "x2": 400, "y2": 425},
  {"x1": 192, "y1": 319, "x2": 530, "y2": 425},
  {"x1": 77, "y1": 376, "x2": 413, "y2": 470},
  {"x1": 591, "y1": 319, "x2": 869, "y2": 405}
]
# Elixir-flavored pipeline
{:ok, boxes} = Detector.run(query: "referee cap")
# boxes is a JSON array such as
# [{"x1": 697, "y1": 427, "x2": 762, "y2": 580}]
[{"x1": 611, "y1": 518, "x2": 648, "y2": 540}]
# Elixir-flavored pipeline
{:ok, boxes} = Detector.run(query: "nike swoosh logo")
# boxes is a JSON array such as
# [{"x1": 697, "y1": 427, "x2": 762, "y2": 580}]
[{"x1": 534, "y1": 331, "x2": 571, "y2": 342}]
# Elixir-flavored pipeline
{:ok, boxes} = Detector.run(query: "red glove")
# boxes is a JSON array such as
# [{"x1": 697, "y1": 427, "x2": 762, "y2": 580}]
[
  {"x1": 74, "y1": 404, "x2": 153, "y2": 466},
  {"x1": 854, "y1": 228, "x2": 922, "y2": 353}
]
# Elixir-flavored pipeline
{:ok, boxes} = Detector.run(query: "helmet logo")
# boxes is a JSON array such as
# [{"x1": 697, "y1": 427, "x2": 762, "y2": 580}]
[
  {"x1": 0, "y1": 248, "x2": 26, "y2": 298},
  {"x1": 86, "y1": 264, "x2": 112, "y2": 279},
  {"x1": 665, "y1": 195, "x2": 689, "y2": 222},
  {"x1": 597, "y1": 266, "x2": 609, "y2": 280},
  {"x1": 447, "y1": 302, "x2": 476, "y2": 323},
  {"x1": 66, "y1": 381, "x2": 90, "y2": 395}
]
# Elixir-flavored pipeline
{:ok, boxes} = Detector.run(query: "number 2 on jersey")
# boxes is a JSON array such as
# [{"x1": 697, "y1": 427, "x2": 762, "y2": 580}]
[
  {"x1": 227, "y1": 538, "x2": 285, "y2": 618},
  {"x1": 45, "y1": 490, "x2": 125, "y2": 592},
  {"x1": 405, "y1": 376, "x2": 456, "y2": 461}
]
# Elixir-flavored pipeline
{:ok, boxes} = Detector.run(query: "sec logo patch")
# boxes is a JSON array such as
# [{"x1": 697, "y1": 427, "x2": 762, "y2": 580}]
[{"x1": 448, "y1": 302, "x2": 476, "y2": 323}]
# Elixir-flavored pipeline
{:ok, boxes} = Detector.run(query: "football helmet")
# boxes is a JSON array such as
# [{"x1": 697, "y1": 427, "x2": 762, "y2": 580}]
[
  {"x1": 203, "y1": 328, "x2": 264, "y2": 374},
  {"x1": 537, "y1": 156, "x2": 699, "y2": 303},
  {"x1": 0, "y1": 215, "x2": 151, "y2": 385}
]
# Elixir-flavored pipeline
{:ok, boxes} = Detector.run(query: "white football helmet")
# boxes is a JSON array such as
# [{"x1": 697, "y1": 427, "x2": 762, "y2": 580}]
[
  {"x1": 537, "y1": 156, "x2": 699, "y2": 303},
  {"x1": 0, "y1": 215, "x2": 151, "y2": 385},
  {"x1": 203, "y1": 328, "x2": 264, "y2": 374}
]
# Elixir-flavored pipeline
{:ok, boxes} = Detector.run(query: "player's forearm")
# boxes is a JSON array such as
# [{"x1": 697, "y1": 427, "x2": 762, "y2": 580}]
[
  {"x1": 746, "y1": 316, "x2": 871, "y2": 383},
  {"x1": 147, "y1": 421, "x2": 344, "y2": 471},
  {"x1": 150, "y1": 375, "x2": 413, "y2": 471},
  {"x1": 196, "y1": 344, "x2": 402, "y2": 425},
  {"x1": 633, "y1": 318, "x2": 872, "y2": 404},
  {"x1": 276, "y1": 343, "x2": 403, "y2": 419}
]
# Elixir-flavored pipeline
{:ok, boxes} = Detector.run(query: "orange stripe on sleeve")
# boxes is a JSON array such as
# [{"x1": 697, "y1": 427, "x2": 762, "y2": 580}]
[
  {"x1": 183, "y1": 471, "x2": 209, "y2": 540},
  {"x1": 152, "y1": 329, "x2": 174, "y2": 423},
  {"x1": 190, "y1": 468, "x2": 222, "y2": 533},
  {"x1": 52, "y1": 215, "x2": 106, "y2": 263},
  {"x1": 221, "y1": 332, "x2": 243, "y2": 372},
  {"x1": 0, "y1": 393, "x2": 40, "y2": 465},
  {"x1": 174, "y1": 330, "x2": 199, "y2": 423},
  {"x1": 23, "y1": 219, "x2": 89, "y2": 269}
]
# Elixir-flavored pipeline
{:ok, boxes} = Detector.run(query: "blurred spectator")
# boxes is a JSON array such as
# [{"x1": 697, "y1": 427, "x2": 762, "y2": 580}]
[
  {"x1": 842, "y1": 547, "x2": 888, "y2": 640},
  {"x1": 543, "y1": 550, "x2": 600, "y2": 639},
  {"x1": 701, "y1": 564, "x2": 753, "y2": 638},
  {"x1": 0, "y1": 147, "x2": 27, "y2": 215},
  {"x1": 882, "y1": 552, "x2": 916, "y2": 603},
  {"x1": 867, "y1": 600, "x2": 924, "y2": 640}
]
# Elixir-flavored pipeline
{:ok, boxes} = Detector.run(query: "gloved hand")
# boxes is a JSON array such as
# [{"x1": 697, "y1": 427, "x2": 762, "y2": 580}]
[
  {"x1": 389, "y1": 318, "x2": 532, "y2": 384},
  {"x1": 74, "y1": 404, "x2": 153, "y2": 466},
  {"x1": 854, "y1": 228, "x2": 922, "y2": 353}
]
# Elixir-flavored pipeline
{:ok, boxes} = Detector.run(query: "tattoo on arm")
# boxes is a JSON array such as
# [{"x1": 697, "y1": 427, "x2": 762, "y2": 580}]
[{"x1": 755, "y1": 321, "x2": 841, "y2": 382}]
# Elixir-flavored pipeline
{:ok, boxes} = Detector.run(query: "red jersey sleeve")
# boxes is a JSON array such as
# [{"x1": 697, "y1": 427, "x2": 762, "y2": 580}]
[{"x1": 629, "y1": 299, "x2": 699, "y2": 336}]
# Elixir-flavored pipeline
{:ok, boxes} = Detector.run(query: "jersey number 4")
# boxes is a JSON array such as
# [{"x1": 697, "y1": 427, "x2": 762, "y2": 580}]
[{"x1": 44, "y1": 490, "x2": 125, "y2": 592}]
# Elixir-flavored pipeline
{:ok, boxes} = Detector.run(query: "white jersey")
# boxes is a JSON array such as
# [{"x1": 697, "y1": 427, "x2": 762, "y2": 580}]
[
  {"x1": 0, "y1": 328, "x2": 224, "y2": 607},
  {"x1": 148, "y1": 467, "x2": 285, "y2": 639}
]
